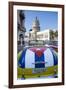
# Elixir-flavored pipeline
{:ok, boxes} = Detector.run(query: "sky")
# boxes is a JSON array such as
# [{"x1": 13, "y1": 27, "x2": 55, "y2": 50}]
[{"x1": 24, "y1": 10, "x2": 58, "y2": 32}]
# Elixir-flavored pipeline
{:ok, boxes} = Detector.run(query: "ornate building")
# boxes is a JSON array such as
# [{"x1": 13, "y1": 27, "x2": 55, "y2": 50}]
[
  {"x1": 29, "y1": 17, "x2": 40, "y2": 41},
  {"x1": 29, "y1": 17, "x2": 58, "y2": 41},
  {"x1": 17, "y1": 10, "x2": 26, "y2": 52},
  {"x1": 24, "y1": 16, "x2": 58, "y2": 46}
]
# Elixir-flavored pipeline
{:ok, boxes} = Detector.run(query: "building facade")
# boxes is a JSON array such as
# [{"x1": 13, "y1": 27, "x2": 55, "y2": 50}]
[
  {"x1": 17, "y1": 10, "x2": 26, "y2": 52},
  {"x1": 24, "y1": 17, "x2": 58, "y2": 44},
  {"x1": 37, "y1": 29, "x2": 58, "y2": 41},
  {"x1": 29, "y1": 17, "x2": 40, "y2": 41}
]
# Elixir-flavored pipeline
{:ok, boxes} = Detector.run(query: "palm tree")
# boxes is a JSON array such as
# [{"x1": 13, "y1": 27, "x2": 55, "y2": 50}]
[
  {"x1": 50, "y1": 30, "x2": 55, "y2": 40},
  {"x1": 55, "y1": 30, "x2": 58, "y2": 37}
]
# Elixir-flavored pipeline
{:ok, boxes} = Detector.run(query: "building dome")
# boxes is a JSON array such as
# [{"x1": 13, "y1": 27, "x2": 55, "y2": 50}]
[
  {"x1": 32, "y1": 17, "x2": 40, "y2": 31},
  {"x1": 32, "y1": 17, "x2": 40, "y2": 27}
]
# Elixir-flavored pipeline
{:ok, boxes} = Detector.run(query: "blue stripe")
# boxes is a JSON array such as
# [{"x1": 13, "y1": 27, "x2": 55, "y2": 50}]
[
  {"x1": 50, "y1": 48, "x2": 58, "y2": 65},
  {"x1": 18, "y1": 48, "x2": 27, "y2": 68},
  {"x1": 53, "y1": 51, "x2": 58, "y2": 65},
  {"x1": 35, "y1": 53, "x2": 45, "y2": 68}
]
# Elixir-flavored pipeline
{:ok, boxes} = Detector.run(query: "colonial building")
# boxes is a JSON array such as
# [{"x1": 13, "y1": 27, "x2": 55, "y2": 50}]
[
  {"x1": 24, "y1": 17, "x2": 58, "y2": 44},
  {"x1": 17, "y1": 10, "x2": 26, "y2": 51},
  {"x1": 37, "y1": 29, "x2": 58, "y2": 41},
  {"x1": 29, "y1": 17, "x2": 40, "y2": 41}
]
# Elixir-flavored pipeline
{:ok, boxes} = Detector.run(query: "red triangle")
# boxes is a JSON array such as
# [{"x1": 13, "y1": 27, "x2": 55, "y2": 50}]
[
  {"x1": 29, "y1": 47, "x2": 46, "y2": 57},
  {"x1": 35, "y1": 50, "x2": 43, "y2": 57}
]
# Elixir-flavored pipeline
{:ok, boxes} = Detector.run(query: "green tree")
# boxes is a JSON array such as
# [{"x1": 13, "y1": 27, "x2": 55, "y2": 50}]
[
  {"x1": 50, "y1": 30, "x2": 55, "y2": 40},
  {"x1": 55, "y1": 30, "x2": 58, "y2": 37}
]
